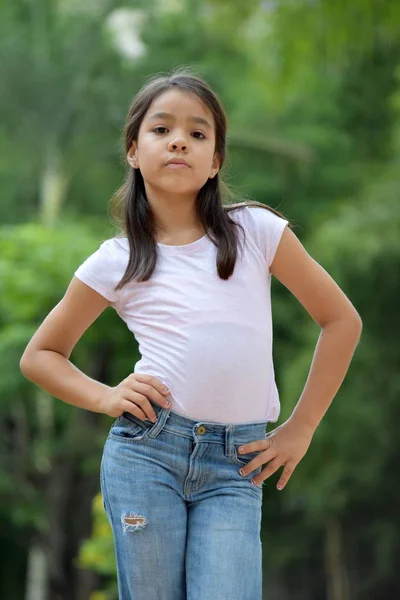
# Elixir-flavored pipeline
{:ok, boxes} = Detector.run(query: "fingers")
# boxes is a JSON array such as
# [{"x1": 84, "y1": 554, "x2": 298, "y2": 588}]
[
  {"x1": 264, "y1": 436, "x2": 274, "y2": 450},
  {"x1": 123, "y1": 391, "x2": 160, "y2": 422},
  {"x1": 122, "y1": 399, "x2": 149, "y2": 421},
  {"x1": 134, "y1": 373, "x2": 170, "y2": 398},
  {"x1": 239, "y1": 448, "x2": 278, "y2": 477},
  {"x1": 241, "y1": 430, "x2": 300, "y2": 490},
  {"x1": 250, "y1": 460, "x2": 296, "y2": 490},
  {"x1": 239, "y1": 436, "x2": 274, "y2": 456},
  {"x1": 130, "y1": 374, "x2": 171, "y2": 405},
  {"x1": 123, "y1": 374, "x2": 172, "y2": 422},
  {"x1": 276, "y1": 463, "x2": 295, "y2": 490},
  {"x1": 249, "y1": 460, "x2": 281, "y2": 486}
]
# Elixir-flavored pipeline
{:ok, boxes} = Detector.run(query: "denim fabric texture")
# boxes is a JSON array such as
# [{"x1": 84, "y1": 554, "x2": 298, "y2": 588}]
[{"x1": 101, "y1": 400, "x2": 268, "y2": 600}]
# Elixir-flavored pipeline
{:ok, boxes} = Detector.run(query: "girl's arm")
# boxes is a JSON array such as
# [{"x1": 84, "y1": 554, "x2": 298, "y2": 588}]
[
  {"x1": 270, "y1": 226, "x2": 362, "y2": 433},
  {"x1": 19, "y1": 278, "x2": 170, "y2": 419},
  {"x1": 238, "y1": 227, "x2": 362, "y2": 489},
  {"x1": 20, "y1": 277, "x2": 113, "y2": 413}
]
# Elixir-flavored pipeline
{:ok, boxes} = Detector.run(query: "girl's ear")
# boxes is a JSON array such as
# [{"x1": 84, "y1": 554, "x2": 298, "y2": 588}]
[
  {"x1": 209, "y1": 152, "x2": 221, "y2": 178},
  {"x1": 127, "y1": 142, "x2": 139, "y2": 169}
]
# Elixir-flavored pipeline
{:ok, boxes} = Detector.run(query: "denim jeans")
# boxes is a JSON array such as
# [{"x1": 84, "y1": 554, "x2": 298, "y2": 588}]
[{"x1": 100, "y1": 400, "x2": 268, "y2": 600}]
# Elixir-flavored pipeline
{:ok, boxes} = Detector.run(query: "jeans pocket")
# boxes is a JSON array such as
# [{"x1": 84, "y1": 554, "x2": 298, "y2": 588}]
[{"x1": 109, "y1": 413, "x2": 152, "y2": 442}]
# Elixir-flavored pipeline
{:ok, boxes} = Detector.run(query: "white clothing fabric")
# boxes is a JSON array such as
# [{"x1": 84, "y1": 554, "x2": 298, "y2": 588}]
[{"x1": 74, "y1": 206, "x2": 288, "y2": 424}]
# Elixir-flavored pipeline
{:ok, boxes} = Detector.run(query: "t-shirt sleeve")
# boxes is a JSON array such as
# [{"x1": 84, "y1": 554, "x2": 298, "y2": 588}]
[
  {"x1": 246, "y1": 206, "x2": 289, "y2": 268},
  {"x1": 74, "y1": 239, "x2": 118, "y2": 304}
]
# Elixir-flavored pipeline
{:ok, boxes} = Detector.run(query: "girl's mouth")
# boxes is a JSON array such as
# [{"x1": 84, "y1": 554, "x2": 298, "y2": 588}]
[{"x1": 165, "y1": 163, "x2": 191, "y2": 169}]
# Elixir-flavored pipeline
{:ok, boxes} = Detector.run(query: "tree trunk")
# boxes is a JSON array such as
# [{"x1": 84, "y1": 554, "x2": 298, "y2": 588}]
[
  {"x1": 25, "y1": 543, "x2": 48, "y2": 600},
  {"x1": 24, "y1": 388, "x2": 54, "y2": 600},
  {"x1": 324, "y1": 517, "x2": 351, "y2": 600},
  {"x1": 39, "y1": 143, "x2": 68, "y2": 227}
]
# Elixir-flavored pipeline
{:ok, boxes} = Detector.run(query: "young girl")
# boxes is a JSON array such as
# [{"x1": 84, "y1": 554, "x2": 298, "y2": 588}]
[{"x1": 20, "y1": 68, "x2": 362, "y2": 600}]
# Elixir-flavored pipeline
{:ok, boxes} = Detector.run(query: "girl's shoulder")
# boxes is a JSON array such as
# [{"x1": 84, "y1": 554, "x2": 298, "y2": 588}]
[
  {"x1": 85, "y1": 236, "x2": 130, "y2": 268},
  {"x1": 74, "y1": 237, "x2": 128, "y2": 305},
  {"x1": 112, "y1": 236, "x2": 129, "y2": 252},
  {"x1": 227, "y1": 203, "x2": 289, "y2": 237},
  {"x1": 226, "y1": 203, "x2": 289, "y2": 267}
]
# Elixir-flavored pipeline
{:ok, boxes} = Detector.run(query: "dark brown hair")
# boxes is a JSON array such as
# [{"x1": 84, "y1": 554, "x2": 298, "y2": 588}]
[{"x1": 109, "y1": 66, "x2": 291, "y2": 287}]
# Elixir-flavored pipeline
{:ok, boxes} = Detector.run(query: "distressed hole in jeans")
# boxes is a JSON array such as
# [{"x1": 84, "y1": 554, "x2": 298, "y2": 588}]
[{"x1": 121, "y1": 511, "x2": 148, "y2": 533}]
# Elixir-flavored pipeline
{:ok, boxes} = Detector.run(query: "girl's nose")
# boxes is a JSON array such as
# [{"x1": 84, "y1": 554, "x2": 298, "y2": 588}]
[{"x1": 168, "y1": 139, "x2": 187, "y2": 152}]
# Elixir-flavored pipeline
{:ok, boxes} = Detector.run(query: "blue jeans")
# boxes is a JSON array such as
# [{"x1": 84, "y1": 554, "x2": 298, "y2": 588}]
[{"x1": 100, "y1": 400, "x2": 268, "y2": 600}]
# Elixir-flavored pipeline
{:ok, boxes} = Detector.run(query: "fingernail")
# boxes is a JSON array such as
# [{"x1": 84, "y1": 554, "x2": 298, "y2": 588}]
[
  {"x1": 239, "y1": 468, "x2": 245, "y2": 476},
  {"x1": 277, "y1": 485, "x2": 283, "y2": 490},
  {"x1": 238, "y1": 447, "x2": 244, "y2": 453},
  {"x1": 163, "y1": 387, "x2": 169, "y2": 393},
  {"x1": 165, "y1": 400, "x2": 171, "y2": 407},
  {"x1": 250, "y1": 479, "x2": 257, "y2": 485}
]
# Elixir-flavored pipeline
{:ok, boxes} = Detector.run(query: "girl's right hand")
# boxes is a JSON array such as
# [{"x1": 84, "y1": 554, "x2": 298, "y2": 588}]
[{"x1": 97, "y1": 373, "x2": 171, "y2": 422}]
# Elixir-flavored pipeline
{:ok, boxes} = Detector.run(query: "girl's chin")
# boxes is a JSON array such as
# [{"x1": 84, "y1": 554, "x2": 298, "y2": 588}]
[
  {"x1": 143, "y1": 176, "x2": 205, "y2": 196},
  {"x1": 146, "y1": 185, "x2": 199, "y2": 198}
]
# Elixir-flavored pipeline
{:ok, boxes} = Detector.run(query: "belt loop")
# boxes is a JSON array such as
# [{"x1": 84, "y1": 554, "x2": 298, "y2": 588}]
[
  {"x1": 224, "y1": 424, "x2": 235, "y2": 459},
  {"x1": 148, "y1": 408, "x2": 170, "y2": 439}
]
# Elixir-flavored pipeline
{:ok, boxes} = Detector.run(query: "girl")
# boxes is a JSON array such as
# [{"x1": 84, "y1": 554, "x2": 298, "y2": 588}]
[{"x1": 20, "y1": 68, "x2": 362, "y2": 600}]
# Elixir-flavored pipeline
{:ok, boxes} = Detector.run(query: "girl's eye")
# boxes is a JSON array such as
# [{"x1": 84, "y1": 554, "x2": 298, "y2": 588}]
[{"x1": 152, "y1": 127, "x2": 205, "y2": 139}]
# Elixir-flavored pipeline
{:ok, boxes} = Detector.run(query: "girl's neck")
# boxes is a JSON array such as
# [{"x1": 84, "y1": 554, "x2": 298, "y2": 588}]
[
  {"x1": 155, "y1": 225, "x2": 206, "y2": 246},
  {"x1": 146, "y1": 190, "x2": 203, "y2": 243}
]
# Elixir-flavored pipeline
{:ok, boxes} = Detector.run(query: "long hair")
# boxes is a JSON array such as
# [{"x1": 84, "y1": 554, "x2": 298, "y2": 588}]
[{"x1": 109, "y1": 67, "x2": 292, "y2": 287}]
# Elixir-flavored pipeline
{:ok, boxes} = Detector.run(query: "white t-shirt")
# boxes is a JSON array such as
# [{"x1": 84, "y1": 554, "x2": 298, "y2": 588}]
[{"x1": 74, "y1": 205, "x2": 288, "y2": 424}]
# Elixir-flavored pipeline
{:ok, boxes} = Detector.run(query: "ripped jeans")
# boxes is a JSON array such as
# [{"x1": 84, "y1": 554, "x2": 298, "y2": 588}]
[{"x1": 100, "y1": 400, "x2": 268, "y2": 600}]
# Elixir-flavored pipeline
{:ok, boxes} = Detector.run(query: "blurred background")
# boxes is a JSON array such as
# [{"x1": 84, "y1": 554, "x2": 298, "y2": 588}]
[{"x1": 1, "y1": 0, "x2": 399, "y2": 598}]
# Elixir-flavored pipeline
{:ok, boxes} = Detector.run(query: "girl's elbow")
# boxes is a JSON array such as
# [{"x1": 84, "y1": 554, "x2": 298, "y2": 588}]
[
  {"x1": 347, "y1": 312, "x2": 363, "y2": 336},
  {"x1": 20, "y1": 350, "x2": 38, "y2": 378},
  {"x1": 20, "y1": 356, "x2": 33, "y2": 378},
  {"x1": 324, "y1": 311, "x2": 362, "y2": 333},
  {"x1": 352, "y1": 311, "x2": 363, "y2": 329}
]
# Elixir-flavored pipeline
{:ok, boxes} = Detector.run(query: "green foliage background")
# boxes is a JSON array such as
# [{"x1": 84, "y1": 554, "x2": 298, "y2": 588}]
[{"x1": 1, "y1": 1, "x2": 399, "y2": 598}]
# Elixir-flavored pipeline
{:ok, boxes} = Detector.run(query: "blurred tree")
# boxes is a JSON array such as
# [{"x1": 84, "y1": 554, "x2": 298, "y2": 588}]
[
  {"x1": 2, "y1": 0, "x2": 400, "y2": 598},
  {"x1": 0, "y1": 221, "x2": 138, "y2": 599},
  {"x1": 0, "y1": 0, "x2": 133, "y2": 227}
]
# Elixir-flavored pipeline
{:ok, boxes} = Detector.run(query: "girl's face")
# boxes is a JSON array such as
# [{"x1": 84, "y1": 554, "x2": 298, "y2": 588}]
[{"x1": 127, "y1": 89, "x2": 220, "y2": 200}]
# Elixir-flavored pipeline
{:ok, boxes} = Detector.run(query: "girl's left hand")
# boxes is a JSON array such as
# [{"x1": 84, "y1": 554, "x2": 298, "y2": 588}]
[{"x1": 237, "y1": 418, "x2": 314, "y2": 490}]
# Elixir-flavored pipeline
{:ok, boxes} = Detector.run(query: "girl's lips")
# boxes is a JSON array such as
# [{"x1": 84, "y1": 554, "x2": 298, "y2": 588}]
[{"x1": 165, "y1": 163, "x2": 190, "y2": 169}]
